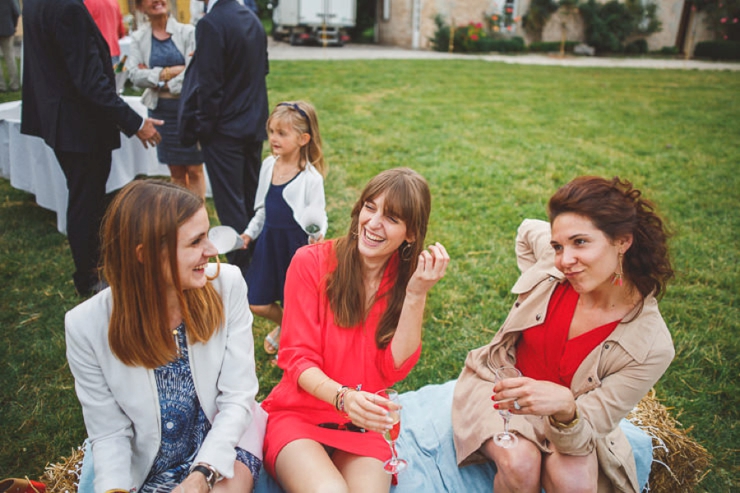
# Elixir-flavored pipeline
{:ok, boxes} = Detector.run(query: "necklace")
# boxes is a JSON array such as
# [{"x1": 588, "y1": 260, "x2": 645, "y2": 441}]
[{"x1": 274, "y1": 165, "x2": 299, "y2": 180}]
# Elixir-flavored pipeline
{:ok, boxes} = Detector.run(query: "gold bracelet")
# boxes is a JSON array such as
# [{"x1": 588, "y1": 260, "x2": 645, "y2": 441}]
[
  {"x1": 548, "y1": 409, "x2": 580, "y2": 430},
  {"x1": 162, "y1": 67, "x2": 169, "y2": 81},
  {"x1": 311, "y1": 376, "x2": 332, "y2": 396}
]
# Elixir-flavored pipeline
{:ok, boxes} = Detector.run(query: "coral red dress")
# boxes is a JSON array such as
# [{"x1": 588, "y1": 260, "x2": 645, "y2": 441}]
[
  {"x1": 516, "y1": 282, "x2": 620, "y2": 387},
  {"x1": 261, "y1": 241, "x2": 421, "y2": 477}
]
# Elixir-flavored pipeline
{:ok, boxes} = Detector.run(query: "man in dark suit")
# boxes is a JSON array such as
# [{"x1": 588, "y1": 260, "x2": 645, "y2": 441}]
[
  {"x1": 21, "y1": 0, "x2": 162, "y2": 296},
  {"x1": 187, "y1": 0, "x2": 268, "y2": 275}
]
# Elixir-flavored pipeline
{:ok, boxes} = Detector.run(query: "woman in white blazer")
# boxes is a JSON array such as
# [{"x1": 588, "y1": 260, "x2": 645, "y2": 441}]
[
  {"x1": 66, "y1": 180, "x2": 265, "y2": 493},
  {"x1": 127, "y1": 0, "x2": 205, "y2": 198}
]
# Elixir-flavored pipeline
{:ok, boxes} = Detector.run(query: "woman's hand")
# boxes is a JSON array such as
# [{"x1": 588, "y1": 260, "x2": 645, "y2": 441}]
[
  {"x1": 343, "y1": 390, "x2": 395, "y2": 434},
  {"x1": 308, "y1": 233, "x2": 324, "y2": 245},
  {"x1": 239, "y1": 233, "x2": 252, "y2": 249},
  {"x1": 178, "y1": 470, "x2": 210, "y2": 493},
  {"x1": 492, "y1": 376, "x2": 578, "y2": 424},
  {"x1": 406, "y1": 242, "x2": 450, "y2": 298}
]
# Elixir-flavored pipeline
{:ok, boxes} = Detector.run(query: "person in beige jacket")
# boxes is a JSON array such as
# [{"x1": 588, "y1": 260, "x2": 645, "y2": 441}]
[
  {"x1": 127, "y1": 0, "x2": 206, "y2": 198},
  {"x1": 452, "y1": 176, "x2": 675, "y2": 493}
]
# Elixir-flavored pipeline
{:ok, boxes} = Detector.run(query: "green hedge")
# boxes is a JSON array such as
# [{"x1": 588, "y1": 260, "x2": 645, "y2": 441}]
[
  {"x1": 694, "y1": 40, "x2": 740, "y2": 60},
  {"x1": 479, "y1": 36, "x2": 526, "y2": 53},
  {"x1": 528, "y1": 41, "x2": 578, "y2": 53}
]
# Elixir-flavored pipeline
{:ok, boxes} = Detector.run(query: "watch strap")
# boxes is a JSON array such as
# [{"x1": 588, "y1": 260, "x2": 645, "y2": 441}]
[{"x1": 191, "y1": 464, "x2": 216, "y2": 490}]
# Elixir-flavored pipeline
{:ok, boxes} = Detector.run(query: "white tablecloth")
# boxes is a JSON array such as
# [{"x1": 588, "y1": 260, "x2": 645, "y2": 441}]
[{"x1": 0, "y1": 97, "x2": 208, "y2": 234}]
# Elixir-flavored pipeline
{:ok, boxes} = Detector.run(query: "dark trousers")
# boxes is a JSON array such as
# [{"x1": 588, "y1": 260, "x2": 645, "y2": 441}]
[
  {"x1": 54, "y1": 149, "x2": 112, "y2": 295},
  {"x1": 202, "y1": 134, "x2": 262, "y2": 276}
]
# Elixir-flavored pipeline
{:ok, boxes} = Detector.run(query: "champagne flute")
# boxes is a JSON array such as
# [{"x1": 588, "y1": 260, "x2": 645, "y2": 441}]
[
  {"x1": 374, "y1": 388, "x2": 407, "y2": 474},
  {"x1": 493, "y1": 366, "x2": 522, "y2": 448}
]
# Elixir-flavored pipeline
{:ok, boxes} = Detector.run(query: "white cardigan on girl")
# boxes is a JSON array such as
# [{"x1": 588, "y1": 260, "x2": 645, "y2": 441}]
[{"x1": 243, "y1": 155, "x2": 328, "y2": 240}]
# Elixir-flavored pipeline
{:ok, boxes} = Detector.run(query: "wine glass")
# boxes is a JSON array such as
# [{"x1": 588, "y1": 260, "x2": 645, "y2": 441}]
[
  {"x1": 374, "y1": 388, "x2": 407, "y2": 474},
  {"x1": 493, "y1": 366, "x2": 522, "y2": 448}
]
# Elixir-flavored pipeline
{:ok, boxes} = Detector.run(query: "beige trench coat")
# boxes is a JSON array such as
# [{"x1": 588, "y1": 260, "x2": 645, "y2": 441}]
[{"x1": 451, "y1": 219, "x2": 675, "y2": 493}]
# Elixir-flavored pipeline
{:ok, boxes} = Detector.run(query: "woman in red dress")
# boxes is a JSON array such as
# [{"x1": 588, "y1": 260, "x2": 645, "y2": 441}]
[
  {"x1": 261, "y1": 168, "x2": 449, "y2": 492},
  {"x1": 452, "y1": 176, "x2": 675, "y2": 493}
]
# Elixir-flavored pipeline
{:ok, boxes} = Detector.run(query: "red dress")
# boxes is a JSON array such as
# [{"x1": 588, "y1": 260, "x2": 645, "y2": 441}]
[
  {"x1": 261, "y1": 241, "x2": 421, "y2": 477},
  {"x1": 516, "y1": 282, "x2": 620, "y2": 388}
]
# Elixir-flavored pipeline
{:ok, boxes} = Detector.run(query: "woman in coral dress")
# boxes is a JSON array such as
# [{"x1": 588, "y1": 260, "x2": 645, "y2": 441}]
[{"x1": 261, "y1": 168, "x2": 449, "y2": 492}]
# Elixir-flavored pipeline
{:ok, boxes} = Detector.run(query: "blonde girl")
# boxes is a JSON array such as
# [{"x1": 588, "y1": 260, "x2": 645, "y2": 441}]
[{"x1": 239, "y1": 101, "x2": 327, "y2": 356}]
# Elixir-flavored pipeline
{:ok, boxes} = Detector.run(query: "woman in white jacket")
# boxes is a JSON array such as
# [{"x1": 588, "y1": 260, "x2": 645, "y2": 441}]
[
  {"x1": 127, "y1": 0, "x2": 205, "y2": 198},
  {"x1": 66, "y1": 180, "x2": 265, "y2": 493}
]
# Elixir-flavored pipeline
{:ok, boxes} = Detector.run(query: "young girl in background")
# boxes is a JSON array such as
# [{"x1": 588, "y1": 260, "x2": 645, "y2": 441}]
[{"x1": 240, "y1": 101, "x2": 327, "y2": 358}]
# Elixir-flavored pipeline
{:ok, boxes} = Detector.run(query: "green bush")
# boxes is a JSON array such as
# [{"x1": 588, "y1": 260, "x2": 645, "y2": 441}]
[
  {"x1": 430, "y1": 15, "x2": 525, "y2": 54},
  {"x1": 528, "y1": 40, "x2": 578, "y2": 52},
  {"x1": 480, "y1": 36, "x2": 526, "y2": 53},
  {"x1": 658, "y1": 45, "x2": 679, "y2": 55},
  {"x1": 624, "y1": 38, "x2": 648, "y2": 54},
  {"x1": 694, "y1": 40, "x2": 740, "y2": 60},
  {"x1": 522, "y1": 0, "x2": 559, "y2": 42},
  {"x1": 430, "y1": 15, "x2": 468, "y2": 52},
  {"x1": 579, "y1": 0, "x2": 661, "y2": 54}
]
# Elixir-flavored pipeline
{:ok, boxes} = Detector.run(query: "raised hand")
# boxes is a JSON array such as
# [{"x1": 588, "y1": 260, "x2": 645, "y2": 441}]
[{"x1": 406, "y1": 242, "x2": 450, "y2": 297}]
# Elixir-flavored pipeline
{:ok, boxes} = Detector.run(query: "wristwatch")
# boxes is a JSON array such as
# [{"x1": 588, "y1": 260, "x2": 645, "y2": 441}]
[
  {"x1": 157, "y1": 80, "x2": 166, "y2": 89},
  {"x1": 191, "y1": 463, "x2": 220, "y2": 490}
]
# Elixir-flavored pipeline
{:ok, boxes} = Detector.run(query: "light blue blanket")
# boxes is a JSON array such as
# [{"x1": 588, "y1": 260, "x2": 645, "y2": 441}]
[
  {"x1": 254, "y1": 380, "x2": 653, "y2": 492},
  {"x1": 79, "y1": 381, "x2": 652, "y2": 492}
]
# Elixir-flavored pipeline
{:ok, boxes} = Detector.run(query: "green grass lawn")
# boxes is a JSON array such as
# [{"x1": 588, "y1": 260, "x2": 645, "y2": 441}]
[{"x1": 1, "y1": 61, "x2": 738, "y2": 491}]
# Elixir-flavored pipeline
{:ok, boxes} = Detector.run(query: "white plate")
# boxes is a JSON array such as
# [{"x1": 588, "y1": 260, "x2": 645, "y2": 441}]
[{"x1": 208, "y1": 225, "x2": 244, "y2": 254}]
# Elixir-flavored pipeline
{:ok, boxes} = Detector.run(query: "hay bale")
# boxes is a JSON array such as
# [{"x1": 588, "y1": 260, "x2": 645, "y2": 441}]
[
  {"x1": 627, "y1": 390, "x2": 712, "y2": 492},
  {"x1": 39, "y1": 445, "x2": 84, "y2": 493}
]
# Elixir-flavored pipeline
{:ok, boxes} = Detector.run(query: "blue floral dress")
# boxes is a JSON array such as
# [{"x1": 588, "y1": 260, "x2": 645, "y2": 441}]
[{"x1": 140, "y1": 324, "x2": 261, "y2": 492}]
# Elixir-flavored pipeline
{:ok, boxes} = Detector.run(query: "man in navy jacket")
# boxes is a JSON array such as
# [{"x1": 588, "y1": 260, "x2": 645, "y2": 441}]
[
  {"x1": 187, "y1": 0, "x2": 269, "y2": 275},
  {"x1": 21, "y1": 0, "x2": 161, "y2": 296}
]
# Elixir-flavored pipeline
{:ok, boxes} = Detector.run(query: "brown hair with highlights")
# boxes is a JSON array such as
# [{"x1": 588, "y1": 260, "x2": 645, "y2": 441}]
[
  {"x1": 326, "y1": 168, "x2": 431, "y2": 348},
  {"x1": 548, "y1": 176, "x2": 674, "y2": 301},
  {"x1": 102, "y1": 180, "x2": 224, "y2": 368}
]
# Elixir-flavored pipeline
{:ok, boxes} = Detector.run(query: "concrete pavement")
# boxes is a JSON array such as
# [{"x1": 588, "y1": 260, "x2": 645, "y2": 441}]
[{"x1": 267, "y1": 40, "x2": 740, "y2": 71}]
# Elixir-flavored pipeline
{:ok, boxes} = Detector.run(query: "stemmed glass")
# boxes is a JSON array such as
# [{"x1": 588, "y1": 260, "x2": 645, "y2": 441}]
[
  {"x1": 493, "y1": 366, "x2": 522, "y2": 448},
  {"x1": 375, "y1": 388, "x2": 407, "y2": 474}
]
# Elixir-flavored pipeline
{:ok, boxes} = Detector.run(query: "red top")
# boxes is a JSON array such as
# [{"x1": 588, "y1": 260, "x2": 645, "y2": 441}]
[
  {"x1": 261, "y1": 241, "x2": 421, "y2": 476},
  {"x1": 84, "y1": 0, "x2": 126, "y2": 57},
  {"x1": 516, "y1": 283, "x2": 620, "y2": 388}
]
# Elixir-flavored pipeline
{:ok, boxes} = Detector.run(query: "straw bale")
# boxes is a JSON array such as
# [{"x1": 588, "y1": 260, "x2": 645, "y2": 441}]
[
  {"x1": 627, "y1": 389, "x2": 712, "y2": 492},
  {"x1": 39, "y1": 445, "x2": 84, "y2": 493}
]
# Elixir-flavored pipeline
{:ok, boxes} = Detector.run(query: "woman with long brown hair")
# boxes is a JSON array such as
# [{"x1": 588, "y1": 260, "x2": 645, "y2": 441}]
[
  {"x1": 66, "y1": 180, "x2": 265, "y2": 493},
  {"x1": 260, "y1": 168, "x2": 450, "y2": 492},
  {"x1": 452, "y1": 176, "x2": 675, "y2": 493}
]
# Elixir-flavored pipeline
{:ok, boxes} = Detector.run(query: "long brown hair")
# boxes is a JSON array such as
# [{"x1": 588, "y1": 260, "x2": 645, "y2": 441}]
[
  {"x1": 547, "y1": 176, "x2": 674, "y2": 301},
  {"x1": 268, "y1": 100, "x2": 326, "y2": 175},
  {"x1": 326, "y1": 168, "x2": 431, "y2": 348},
  {"x1": 102, "y1": 180, "x2": 224, "y2": 368}
]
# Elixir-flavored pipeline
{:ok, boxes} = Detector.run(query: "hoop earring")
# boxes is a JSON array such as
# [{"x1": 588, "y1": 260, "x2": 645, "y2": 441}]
[
  {"x1": 400, "y1": 242, "x2": 414, "y2": 261},
  {"x1": 612, "y1": 253, "x2": 624, "y2": 287},
  {"x1": 206, "y1": 255, "x2": 221, "y2": 281}
]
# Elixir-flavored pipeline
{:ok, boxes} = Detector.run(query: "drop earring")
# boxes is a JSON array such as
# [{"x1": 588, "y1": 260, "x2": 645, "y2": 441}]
[{"x1": 612, "y1": 252, "x2": 624, "y2": 287}]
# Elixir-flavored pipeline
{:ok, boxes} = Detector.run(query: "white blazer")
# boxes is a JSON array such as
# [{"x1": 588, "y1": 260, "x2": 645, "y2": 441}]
[
  {"x1": 127, "y1": 16, "x2": 196, "y2": 109},
  {"x1": 243, "y1": 155, "x2": 328, "y2": 240},
  {"x1": 65, "y1": 264, "x2": 266, "y2": 493}
]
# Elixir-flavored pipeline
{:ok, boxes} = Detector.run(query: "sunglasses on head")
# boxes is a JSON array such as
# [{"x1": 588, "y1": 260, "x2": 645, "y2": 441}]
[{"x1": 318, "y1": 422, "x2": 366, "y2": 433}]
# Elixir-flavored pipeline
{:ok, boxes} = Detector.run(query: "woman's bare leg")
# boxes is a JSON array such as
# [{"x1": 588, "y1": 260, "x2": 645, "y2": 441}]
[
  {"x1": 212, "y1": 461, "x2": 253, "y2": 493},
  {"x1": 481, "y1": 436, "x2": 542, "y2": 493},
  {"x1": 541, "y1": 448, "x2": 598, "y2": 493},
  {"x1": 274, "y1": 439, "x2": 348, "y2": 493},
  {"x1": 333, "y1": 451, "x2": 391, "y2": 493}
]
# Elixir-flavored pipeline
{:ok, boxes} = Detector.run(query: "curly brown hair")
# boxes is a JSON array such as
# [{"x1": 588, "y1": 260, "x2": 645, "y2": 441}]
[{"x1": 547, "y1": 176, "x2": 674, "y2": 300}]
